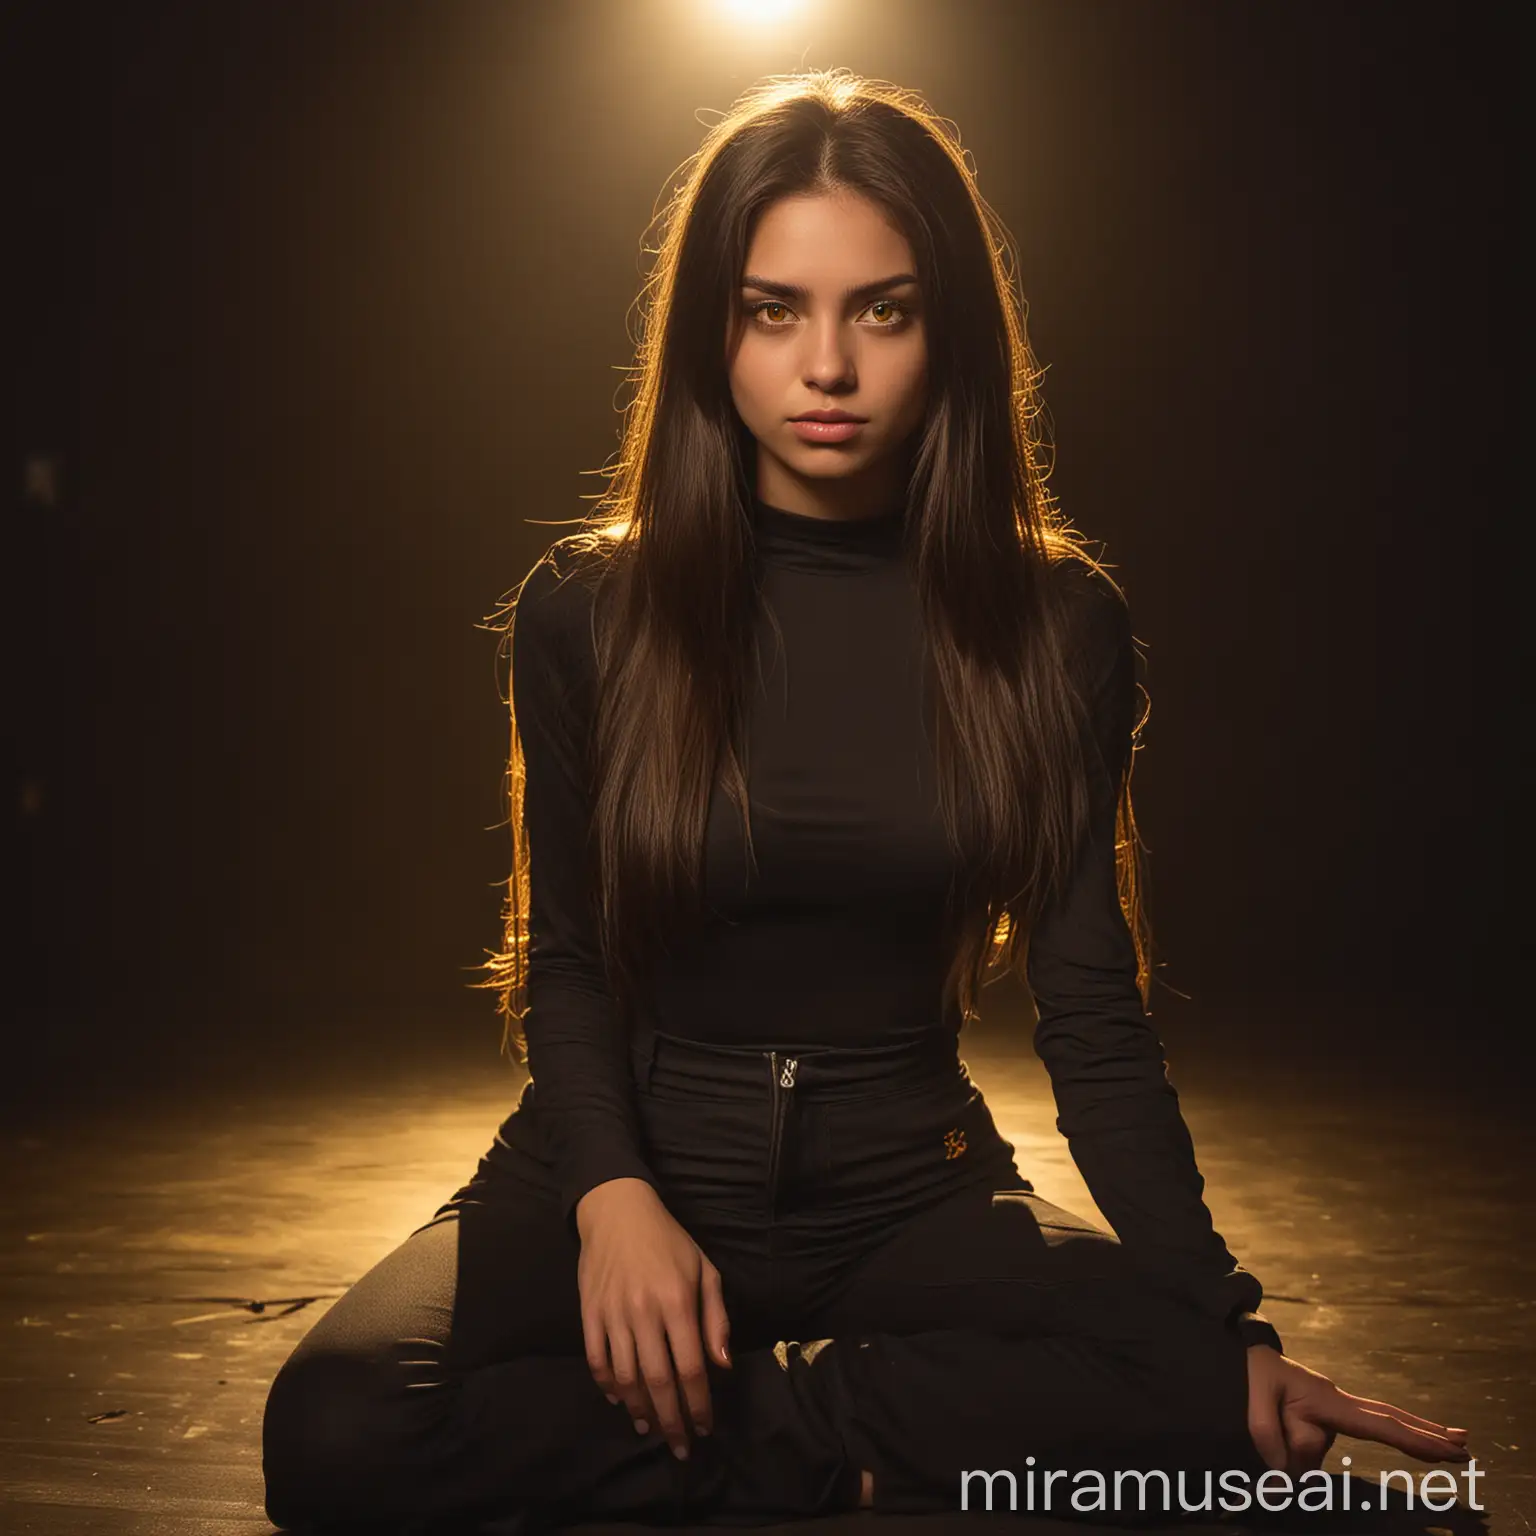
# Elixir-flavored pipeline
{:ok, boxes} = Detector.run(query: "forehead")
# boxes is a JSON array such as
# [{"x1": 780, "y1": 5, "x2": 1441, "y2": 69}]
[{"x1": 742, "y1": 191, "x2": 914, "y2": 280}]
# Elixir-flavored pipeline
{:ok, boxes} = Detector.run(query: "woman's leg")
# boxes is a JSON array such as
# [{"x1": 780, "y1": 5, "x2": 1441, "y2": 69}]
[
  {"x1": 261, "y1": 1176, "x2": 728, "y2": 1532},
  {"x1": 260, "y1": 1143, "x2": 865, "y2": 1531},
  {"x1": 262, "y1": 1191, "x2": 617, "y2": 1529},
  {"x1": 794, "y1": 1177, "x2": 1270, "y2": 1519}
]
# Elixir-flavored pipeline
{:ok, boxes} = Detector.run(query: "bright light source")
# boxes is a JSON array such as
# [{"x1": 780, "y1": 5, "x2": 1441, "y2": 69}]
[{"x1": 715, "y1": 0, "x2": 808, "y2": 22}]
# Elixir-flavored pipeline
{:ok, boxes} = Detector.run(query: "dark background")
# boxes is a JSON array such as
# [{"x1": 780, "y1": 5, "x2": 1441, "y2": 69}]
[{"x1": 5, "y1": 1, "x2": 1517, "y2": 1113}]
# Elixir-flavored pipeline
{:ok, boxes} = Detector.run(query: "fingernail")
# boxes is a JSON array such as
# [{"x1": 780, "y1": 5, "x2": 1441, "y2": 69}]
[
  {"x1": 1449, "y1": 1427, "x2": 1468, "y2": 1436},
  {"x1": 634, "y1": 1418, "x2": 649, "y2": 1435},
  {"x1": 673, "y1": 1443, "x2": 689, "y2": 1461},
  {"x1": 605, "y1": 1393, "x2": 619, "y2": 1406},
  {"x1": 697, "y1": 1424, "x2": 711, "y2": 1437}
]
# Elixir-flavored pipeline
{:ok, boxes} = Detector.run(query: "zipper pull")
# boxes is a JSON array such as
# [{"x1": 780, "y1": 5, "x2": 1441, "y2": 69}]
[{"x1": 779, "y1": 1056, "x2": 798, "y2": 1089}]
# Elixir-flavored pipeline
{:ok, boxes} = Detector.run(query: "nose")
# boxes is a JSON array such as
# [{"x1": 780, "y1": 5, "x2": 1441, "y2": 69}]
[{"x1": 801, "y1": 317, "x2": 858, "y2": 396}]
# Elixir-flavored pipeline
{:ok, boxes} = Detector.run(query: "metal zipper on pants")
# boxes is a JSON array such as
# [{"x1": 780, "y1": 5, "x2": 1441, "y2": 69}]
[{"x1": 765, "y1": 1050, "x2": 799, "y2": 1214}]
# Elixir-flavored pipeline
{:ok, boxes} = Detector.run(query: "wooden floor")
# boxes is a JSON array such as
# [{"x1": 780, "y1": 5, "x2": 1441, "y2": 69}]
[{"x1": 1, "y1": 997, "x2": 1528, "y2": 1534}]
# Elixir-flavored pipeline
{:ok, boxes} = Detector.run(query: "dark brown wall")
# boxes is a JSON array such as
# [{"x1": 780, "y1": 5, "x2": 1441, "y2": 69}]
[{"x1": 6, "y1": 1, "x2": 1516, "y2": 1100}]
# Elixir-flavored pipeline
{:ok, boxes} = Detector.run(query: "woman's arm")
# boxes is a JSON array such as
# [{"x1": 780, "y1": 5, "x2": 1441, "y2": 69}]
[
  {"x1": 1027, "y1": 566, "x2": 1283, "y2": 1354},
  {"x1": 512, "y1": 549, "x2": 660, "y2": 1237},
  {"x1": 513, "y1": 549, "x2": 733, "y2": 1455}
]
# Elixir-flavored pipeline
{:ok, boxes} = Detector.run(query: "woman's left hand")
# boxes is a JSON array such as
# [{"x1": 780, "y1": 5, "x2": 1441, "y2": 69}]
[{"x1": 1245, "y1": 1344, "x2": 1471, "y2": 1476}]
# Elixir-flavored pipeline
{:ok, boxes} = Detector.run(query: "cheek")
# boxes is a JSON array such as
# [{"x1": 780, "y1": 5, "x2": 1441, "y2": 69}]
[
  {"x1": 728, "y1": 342, "x2": 777, "y2": 418},
  {"x1": 724, "y1": 325, "x2": 751, "y2": 405},
  {"x1": 888, "y1": 345, "x2": 928, "y2": 421}
]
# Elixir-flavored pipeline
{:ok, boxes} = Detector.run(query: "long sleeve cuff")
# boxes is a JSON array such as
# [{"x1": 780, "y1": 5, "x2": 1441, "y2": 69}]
[
  {"x1": 1235, "y1": 1310, "x2": 1284, "y2": 1353},
  {"x1": 553, "y1": 1126, "x2": 660, "y2": 1238},
  {"x1": 519, "y1": 1002, "x2": 661, "y2": 1242}
]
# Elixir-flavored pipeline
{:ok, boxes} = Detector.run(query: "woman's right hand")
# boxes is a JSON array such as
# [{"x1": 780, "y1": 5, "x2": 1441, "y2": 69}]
[{"x1": 574, "y1": 1177, "x2": 732, "y2": 1460}]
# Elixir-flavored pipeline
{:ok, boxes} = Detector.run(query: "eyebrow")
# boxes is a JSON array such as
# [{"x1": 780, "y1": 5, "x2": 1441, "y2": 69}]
[{"x1": 739, "y1": 273, "x2": 919, "y2": 304}]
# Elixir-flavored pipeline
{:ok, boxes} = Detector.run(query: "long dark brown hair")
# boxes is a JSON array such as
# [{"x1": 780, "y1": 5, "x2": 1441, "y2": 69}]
[{"x1": 473, "y1": 69, "x2": 1154, "y2": 1064}]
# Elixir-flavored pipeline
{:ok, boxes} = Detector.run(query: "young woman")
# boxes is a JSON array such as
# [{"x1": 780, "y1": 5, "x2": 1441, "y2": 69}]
[{"x1": 262, "y1": 69, "x2": 1471, "y2": 1532}]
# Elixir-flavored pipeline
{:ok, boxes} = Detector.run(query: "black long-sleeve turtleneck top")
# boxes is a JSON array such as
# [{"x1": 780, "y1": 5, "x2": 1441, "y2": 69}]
[{"x1": 509, "y1": 493, "x2": 1282, "y2": 1354}]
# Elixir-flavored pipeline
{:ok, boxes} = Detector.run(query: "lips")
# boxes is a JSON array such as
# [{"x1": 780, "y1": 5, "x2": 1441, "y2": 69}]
[
  {"x1": 790, "y1": 411, "x2": 867, "y2": 423},
  {"x1": 789, "y1": 418, "x2": 865, "y2": 444}
]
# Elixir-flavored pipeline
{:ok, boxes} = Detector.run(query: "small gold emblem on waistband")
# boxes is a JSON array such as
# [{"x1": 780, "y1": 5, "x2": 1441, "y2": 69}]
[
  {"x1": 773, "y1": 1337, "x2": 835, "y2": 1371},
  {"x1": 943, "y1": 1127, "x2": 967, "y2": 1159}
]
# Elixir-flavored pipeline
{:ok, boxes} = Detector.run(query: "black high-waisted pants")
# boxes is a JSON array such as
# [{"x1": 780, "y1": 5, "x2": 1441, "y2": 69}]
[{"x1": 262, "y1": 1026, "x2": 1266, "y2": 1532}]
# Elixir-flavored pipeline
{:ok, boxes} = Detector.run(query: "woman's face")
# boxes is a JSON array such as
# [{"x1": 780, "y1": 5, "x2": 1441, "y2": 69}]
[{"x1": 726, "y1": 188, "x2": 928, "y2": 518}]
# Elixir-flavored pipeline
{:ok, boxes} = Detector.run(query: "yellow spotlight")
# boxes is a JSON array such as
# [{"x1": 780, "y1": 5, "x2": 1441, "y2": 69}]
[{"x1": 715, "y1": 0, "x2": 808, "y2": 22}]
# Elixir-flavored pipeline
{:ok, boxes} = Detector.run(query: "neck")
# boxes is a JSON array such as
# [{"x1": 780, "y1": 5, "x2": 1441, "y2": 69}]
[{"x1": 753, "y1": 457, "x2": 910, "y2": 523}]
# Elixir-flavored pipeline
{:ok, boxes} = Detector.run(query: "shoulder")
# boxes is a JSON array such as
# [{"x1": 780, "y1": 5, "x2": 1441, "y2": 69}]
[
  {"x1": 512, "y1": 536, "x2": 606, "y2": 661},
  {"x1": 1045, "y1": 552, "x2": 1132, "y2": 685},
  {"x1": 1046, "y1": 554, "x2": 1138, "y2": 775},
  {"x1": 505, "y1": 538, "x2": 616, "y2": 728}
]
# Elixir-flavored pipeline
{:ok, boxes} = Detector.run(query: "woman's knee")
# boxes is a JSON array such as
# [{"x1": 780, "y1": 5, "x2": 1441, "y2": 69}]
[
  {"x1": 262, "y1": 1344, "x2": 424, "y2": 1528},
  {"x1": 1142, "y1": 1316, "x2": 1265, "y2": 1473}
]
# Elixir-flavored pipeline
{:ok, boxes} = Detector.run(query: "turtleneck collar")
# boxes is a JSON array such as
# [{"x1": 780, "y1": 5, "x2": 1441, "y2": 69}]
[{"x1": 749, "y1": 494, "x2": 909, "y2": 577}]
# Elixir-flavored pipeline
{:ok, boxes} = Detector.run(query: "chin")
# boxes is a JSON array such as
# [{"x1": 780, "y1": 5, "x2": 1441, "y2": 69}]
[
  {"x1": 785, "y1": 441, "x2": 874, "y2": 467},
  {"x1": 790, "y1": 459, "x2": 868, "y2": 481}
]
